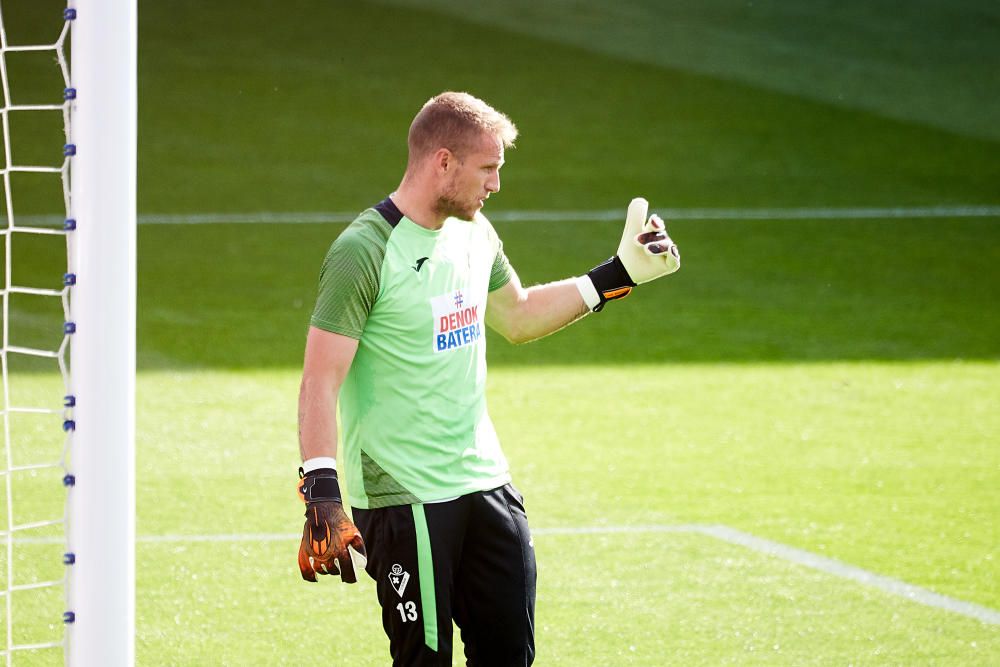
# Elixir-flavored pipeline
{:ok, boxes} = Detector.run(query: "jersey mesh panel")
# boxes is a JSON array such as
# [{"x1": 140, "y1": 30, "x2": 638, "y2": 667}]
[
  {"x1": 360, "y1": 450, "x2": 421, "y2": 506},
  {"x1": 310, "y1": 213, "x2": 393, "y2": 338}
]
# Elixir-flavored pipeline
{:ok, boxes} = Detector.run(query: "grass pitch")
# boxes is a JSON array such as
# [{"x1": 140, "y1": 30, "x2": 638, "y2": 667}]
[{"x1": 3, "y1": 0, "x2": 999, "y2": 664}]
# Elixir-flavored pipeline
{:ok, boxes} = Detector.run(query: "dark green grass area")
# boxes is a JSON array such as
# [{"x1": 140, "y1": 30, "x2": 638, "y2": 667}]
[
  {"x1": 378, "y1": 0, "x2": 1000, "y2": 142},
  {"x1": 123, "y1": 216, "x2": 999, "y2": 369},
  {"x1": 501, "y1": 216, "x2": 1000, "y2": 364},
  {"x1": 2, "y1": 1, "x2": 996, "y2": 216},
  {"x1": 4, "y1": 1, "x2": 999, "y2": 213},
  {"x1": 132, "y1": 0, "x2": 1000, "y2": 216}
]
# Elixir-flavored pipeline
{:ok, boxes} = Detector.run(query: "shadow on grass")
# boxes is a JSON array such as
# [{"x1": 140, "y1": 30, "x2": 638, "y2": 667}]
[
  {"x1": 8, "y1": 218, "x2": 998, "y2": 371},
  {"x1": 118, "y1": 218, "x2": 1000, "y2": 369}
]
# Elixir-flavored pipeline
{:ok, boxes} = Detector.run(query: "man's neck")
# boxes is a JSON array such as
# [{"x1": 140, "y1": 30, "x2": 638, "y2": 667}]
[{"x1": 391, "y1": 180, "x2": 445, "y2": 230}]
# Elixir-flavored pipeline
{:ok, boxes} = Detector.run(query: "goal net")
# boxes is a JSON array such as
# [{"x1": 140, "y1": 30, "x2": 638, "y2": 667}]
[{"x1": 0, "y1": 2, "x2": 74, "y2": 662}]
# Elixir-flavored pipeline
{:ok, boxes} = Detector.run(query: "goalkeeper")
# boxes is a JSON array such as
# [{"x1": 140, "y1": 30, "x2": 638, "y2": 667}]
[{"x1": 296, "y1": 91, "x2": 679, "y2": 666}]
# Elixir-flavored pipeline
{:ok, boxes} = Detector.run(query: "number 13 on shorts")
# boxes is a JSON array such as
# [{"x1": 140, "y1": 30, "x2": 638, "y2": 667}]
[{"x1": 396, "y1": 600, "x2": 419, "y2": 622}]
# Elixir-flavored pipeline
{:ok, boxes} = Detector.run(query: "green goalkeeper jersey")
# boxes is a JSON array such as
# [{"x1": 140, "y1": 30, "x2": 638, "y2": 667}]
[{"x1": 310, "y1": 198, "x2": 514, "y2": 509}]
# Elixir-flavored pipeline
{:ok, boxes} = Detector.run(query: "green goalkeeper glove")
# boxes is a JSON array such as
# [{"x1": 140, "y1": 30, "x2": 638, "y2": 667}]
[
  {"x1": 577, "y1": 197, "x2": 680, "y2": 311},
  {"x1": 297, "y1": 469, "x2": 367, "y2": 583}
]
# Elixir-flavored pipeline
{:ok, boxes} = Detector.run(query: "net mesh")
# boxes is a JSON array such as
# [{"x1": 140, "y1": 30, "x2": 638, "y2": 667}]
[{"x1": 0, "y1": 2, "x2": 74, "y2": 663}]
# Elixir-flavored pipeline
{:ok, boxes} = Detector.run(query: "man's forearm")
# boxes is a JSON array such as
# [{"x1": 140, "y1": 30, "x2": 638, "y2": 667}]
[
  {"x1": 495, "y1": 277, "x2": 590, "y2": 344},
  {"x1": 297, "y1": 327, "x2": 359, "y2": 464},
  {"x1": 297, "y1": 374, "x2": 339, "y2": 462}
]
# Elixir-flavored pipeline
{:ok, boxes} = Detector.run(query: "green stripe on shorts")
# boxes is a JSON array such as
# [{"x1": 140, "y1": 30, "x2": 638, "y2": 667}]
[{"x1": 411, "y1": 504, "x2": 438, "y2": 651}]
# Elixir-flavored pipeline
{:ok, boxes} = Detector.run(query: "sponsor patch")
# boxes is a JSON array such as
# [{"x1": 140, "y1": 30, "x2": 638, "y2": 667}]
[{"x1": 431, "y1": 289, "x2": 482, "y2": 353}]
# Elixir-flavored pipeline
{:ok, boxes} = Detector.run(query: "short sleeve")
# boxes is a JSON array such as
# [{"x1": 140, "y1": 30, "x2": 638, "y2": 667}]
[
  {"x1": 486, "y1": 223, "x2": 513, "y2": 292},
  {"x1": 310, "y1": 215, "x2": 392, "y2": 339}
]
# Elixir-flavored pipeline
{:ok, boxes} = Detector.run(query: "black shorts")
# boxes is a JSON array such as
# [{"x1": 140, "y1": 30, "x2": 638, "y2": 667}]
[{"x1": 352, "y1": 484, "x2": 536, "y2": 666}]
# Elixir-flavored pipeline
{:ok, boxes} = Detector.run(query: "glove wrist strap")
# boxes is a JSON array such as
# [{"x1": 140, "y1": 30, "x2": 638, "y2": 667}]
[
  {"x1": 298, "y1": 470, "x2": 342, "y2": 504},
  {"x1": 584, "y1": 255, "x2": 636, "y2": 312}
]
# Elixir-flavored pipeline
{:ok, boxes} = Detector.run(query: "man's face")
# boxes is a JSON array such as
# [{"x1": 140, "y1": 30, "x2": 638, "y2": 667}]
[{"x1": 434, "y1": 132, "x2": 504, "y2": 222}]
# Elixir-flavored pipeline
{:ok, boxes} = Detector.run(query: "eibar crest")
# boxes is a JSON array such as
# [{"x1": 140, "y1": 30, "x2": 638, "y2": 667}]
[{"x1": 388, "y1": 563, "x2": 410, "y2": 597}]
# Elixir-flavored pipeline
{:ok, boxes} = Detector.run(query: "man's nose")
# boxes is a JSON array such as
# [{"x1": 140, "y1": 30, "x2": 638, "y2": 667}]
[{"x1": 486, "y1": 172, "x2": 500, "y2": 193}]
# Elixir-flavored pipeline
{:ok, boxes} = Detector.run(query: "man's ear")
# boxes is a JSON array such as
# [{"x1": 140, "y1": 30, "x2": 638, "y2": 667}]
[{"x1": 432, "y1": 147, "x2": 454, "y2": 174}]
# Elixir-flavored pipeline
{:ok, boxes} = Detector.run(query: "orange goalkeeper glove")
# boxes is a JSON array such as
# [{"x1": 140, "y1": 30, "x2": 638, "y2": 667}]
[{"x1": 297, "y1": 469, "x2": 367, "y2": 583}]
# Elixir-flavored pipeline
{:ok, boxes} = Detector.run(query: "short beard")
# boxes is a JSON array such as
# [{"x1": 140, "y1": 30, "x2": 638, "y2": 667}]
[
  {"x1": 433, "y1": 196, "x2": 476, "y2": 222},
  {"x1": 434, "y1": 179, "x2": 477, "y2": 221}
]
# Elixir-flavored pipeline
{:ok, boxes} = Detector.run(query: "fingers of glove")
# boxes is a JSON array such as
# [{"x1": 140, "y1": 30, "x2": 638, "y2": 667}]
[
  {"x1": 637, "y1": 216, "x2": 678, "y2": 259},
  {"x1": 329, "y1": 523, "x2": 365, "y2": 583},
  {"x1": 349, "y1": 534, "x2": 367, "y2": 560},
  {"x1": 348, "y1": 543, "x2": 368, "y2": 572},
  {"x1": 337, "y1": 552, "x2": 359, "y2": 584},
  {"x1": 314, "y1": 554, "x2": 342, "y2": 578},
  {"x1": 642, "y1": 213, "x2": 665, "y2": 234},
  {"x1": 298, "y1": 537, "x2": 318, "y2": 582},
  {"x1": 644, "y1": 239, "x2": 680, "y2": 258},
  {"x1": 636, "y1": 230, "x2": 667, "y2": 245},
  {"x1": 636, "y1": 215, "x2": 675, "y2": 255},
  {"x1": 636, "y1": 215, "x2": 664, "y2": 242}
]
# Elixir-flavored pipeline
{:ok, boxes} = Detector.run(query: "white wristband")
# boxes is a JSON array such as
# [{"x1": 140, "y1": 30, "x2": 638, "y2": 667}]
[
  {"x1": 302, "y1": 456, "x2": 337, "y2": 473},
  {"x1": 575, "y1": 275, "x2": 601, "y2": 311}
]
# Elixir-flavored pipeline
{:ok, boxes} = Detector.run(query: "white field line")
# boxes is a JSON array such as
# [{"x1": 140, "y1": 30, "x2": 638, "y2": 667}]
[
  {"x1": 14, "y1": 205, "x2": 1000, "y2": 227},
  {"x1": 15, "y1": 523, "x2": 998, "y2": 625},
  {"x1": 694, "y1": 525, "x2": 1000, "y2": 627}
]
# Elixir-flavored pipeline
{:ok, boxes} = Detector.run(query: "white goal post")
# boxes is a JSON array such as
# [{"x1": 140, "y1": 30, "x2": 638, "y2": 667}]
[{"x1": 66, "y1": 1, "x2": 137, "y2": 665}]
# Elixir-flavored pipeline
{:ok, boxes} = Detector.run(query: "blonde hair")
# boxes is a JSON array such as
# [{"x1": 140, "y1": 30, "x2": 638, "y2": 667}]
[{"x1": 407, "y1": 92, "x2": 518, "y2": 165}]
